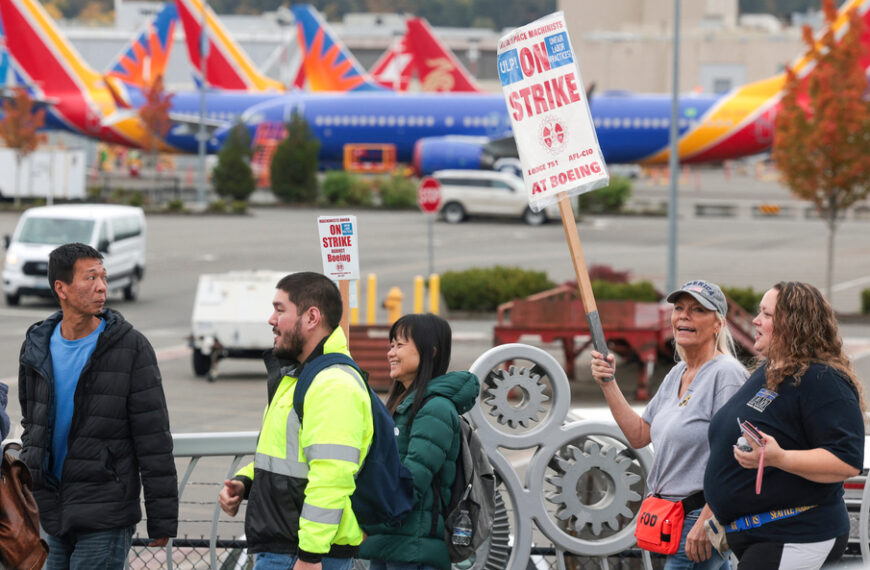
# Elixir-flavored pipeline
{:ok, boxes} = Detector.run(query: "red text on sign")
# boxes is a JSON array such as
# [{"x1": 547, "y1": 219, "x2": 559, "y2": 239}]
[
  {"x1": 530, "y1": 161, "x2": 603, "y2": 194},
  {"x1": 519, "y1": 42, "x2": 551, "y2": 77},
  {"x1": 508, "y1": 72, "x2": 580, "y2": 121},
  {"x1": 322, "y1": 236, "x2": 352, "y2": 248}
]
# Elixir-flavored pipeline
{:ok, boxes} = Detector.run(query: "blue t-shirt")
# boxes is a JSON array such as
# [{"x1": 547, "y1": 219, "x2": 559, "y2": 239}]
[
  {"x1": 704, "y1": 363, "x2": 864, "y2": 543},
  {"x1": 50, "y1": 318, "x2": 105, "y2": 481}
]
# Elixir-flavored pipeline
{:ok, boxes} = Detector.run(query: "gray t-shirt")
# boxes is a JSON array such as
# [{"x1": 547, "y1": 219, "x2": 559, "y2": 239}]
[{"x1": 642, "y1": 354, "x2": 747, "y2": 500}]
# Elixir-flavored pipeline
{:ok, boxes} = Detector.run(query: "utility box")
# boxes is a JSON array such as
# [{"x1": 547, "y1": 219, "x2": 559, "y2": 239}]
[
  {"x1": 0, "y1": 148, "x2": 86, "y2": 200},
  {"x1": 189, "y1": 270, "x2": 288, "y2": 381}
]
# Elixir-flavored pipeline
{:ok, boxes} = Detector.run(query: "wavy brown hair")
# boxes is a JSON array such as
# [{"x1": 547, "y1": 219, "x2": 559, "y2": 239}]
[{"x1": 760, "y1": 281, "x2": 865, "y2": 411}]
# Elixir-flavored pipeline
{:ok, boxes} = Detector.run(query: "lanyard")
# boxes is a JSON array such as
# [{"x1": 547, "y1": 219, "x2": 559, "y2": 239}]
[
  {"x1": 756, "y1": 446, "x2": 765, "y2": 494},
  {"x1": 726, "y1": 506, "x2": 816, "y2": 533}
]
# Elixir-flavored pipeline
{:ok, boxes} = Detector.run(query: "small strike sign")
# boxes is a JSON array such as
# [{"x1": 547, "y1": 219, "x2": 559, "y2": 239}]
[{"x1": 418, "y1": 176, "x2": 442, "y2": 214}]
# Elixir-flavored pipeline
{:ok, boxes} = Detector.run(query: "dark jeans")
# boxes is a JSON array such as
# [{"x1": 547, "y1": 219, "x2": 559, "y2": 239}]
[{"x1": 44, "y1": 525, "x2": 134, "y2": 570}]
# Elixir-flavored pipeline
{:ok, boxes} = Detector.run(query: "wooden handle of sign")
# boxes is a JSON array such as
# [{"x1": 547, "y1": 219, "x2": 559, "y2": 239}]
[
  {"x1": 557, "y1": 192, "x2": 612, "y2": 378},
  {"x1": 339, "y1": 279, "x2": 350, "y2": 345}
]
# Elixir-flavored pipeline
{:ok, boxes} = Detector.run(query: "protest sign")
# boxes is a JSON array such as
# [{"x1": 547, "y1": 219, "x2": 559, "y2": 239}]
[
  {"x1": 498, "y1": 13, "x2": 612, "y2": 368},
  {"x1": 318, "y1": 215, "x2": 359, "y2": 338},
  {"x1": 497, "y1": 11, "x2": 609, "y2": 213}
]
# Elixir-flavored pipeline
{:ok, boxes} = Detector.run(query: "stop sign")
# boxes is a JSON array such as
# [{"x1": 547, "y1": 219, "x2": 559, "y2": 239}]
[{"x1": 418, "y1": 176, "x2": 442, "y2": 214}]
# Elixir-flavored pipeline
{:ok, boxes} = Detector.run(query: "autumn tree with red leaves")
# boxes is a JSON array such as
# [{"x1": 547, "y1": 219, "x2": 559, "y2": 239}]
[
  {"x1": 772, "y1": 0, "x2": 870, "y2": 299},
  {"x1": 138, "y1": 74, "x2": 174, "y2": 173},
  {"x1": 0, "y1": 87, "x2": 46, "y2": 205}
]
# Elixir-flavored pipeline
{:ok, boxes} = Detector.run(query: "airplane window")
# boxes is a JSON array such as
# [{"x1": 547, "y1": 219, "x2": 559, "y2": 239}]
[
  {"x1": 623, "y1": 117, "x2": 631, "y2": 127},
  {"x1": 323, "y1": 116, "x2": 332, "y2": 126},
  {"x1": 408, "y1": 116, "x2": 417, "y2": 127},
  {"x1": 368, "y1": 115, "x2": 376, "y2": 125},
  {"x1": 418, "y1": 116, "x2": 425, "y2": 126},
  {"x1": 378, "y1": 116, "x2": 387, "y2": 126},
  {"x1": 350, "y1": 116, "x2": 359, "y2": 126},
  {"x1": 445, "y1": 117, "x2": 455, "y2": 127},
  {"x1": 426, "y1": 117, "x2": 435, "y2": 127},
  {"x1": 633, "y1": 118, "x2": 641, "y2": 128},
  {"x1": 612, "y1": 118, "x2": 620, "y2": 128},
  {"x1": 643, "y1": 118, "x2": 651, "y2": 128},
  {"x1": 661, "y1": 118, "x2": 669, "y2": 128},
  {"x1": 388, "y1": 116, "x2": 396, "y2": 126},
  {"x1": 398, "y1": 116, "x2": 406, "y2": 126},
  {"x1": 603, "y1": 118, "x2": 611, "y2": 128},
  {"x1": 594, "y1": 118, "x2": 601, "y2": 127},
  {"x1": 342, "y1": 116, "x2": 351, "y2": 126},
  {"x1": 462, "y1": 117, "x2": 470, "y2": 127},
  {"x1": 315, "y1": 116, "x2": 323, "y2": 126}
]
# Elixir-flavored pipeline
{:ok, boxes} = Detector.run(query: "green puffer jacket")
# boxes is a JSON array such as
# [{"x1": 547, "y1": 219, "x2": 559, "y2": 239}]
[{"x1": 359, "y1": 370, "x2": 480, "y2": 569}]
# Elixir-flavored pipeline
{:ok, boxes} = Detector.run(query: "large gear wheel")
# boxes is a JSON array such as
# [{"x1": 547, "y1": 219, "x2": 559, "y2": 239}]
[
  {"x1": 545, "y1": 439, "x2": 642, "y2": 537},
  {"x1": 483, "y1": 365, "x2": 549, "y2": 428}
]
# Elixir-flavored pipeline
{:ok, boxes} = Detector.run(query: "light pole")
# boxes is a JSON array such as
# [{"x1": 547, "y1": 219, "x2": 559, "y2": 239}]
[
  {"x1": 197, "y1": 0, "x2": 208, "y2": 208},
  {"x1": 666, "y1": 0, "x2": 681, "y2": 294}
]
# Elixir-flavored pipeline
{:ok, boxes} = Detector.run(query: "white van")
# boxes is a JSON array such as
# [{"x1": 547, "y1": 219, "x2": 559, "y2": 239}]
[{"x1": 2, "y1": 204, "x2": 146, "y2": 305}]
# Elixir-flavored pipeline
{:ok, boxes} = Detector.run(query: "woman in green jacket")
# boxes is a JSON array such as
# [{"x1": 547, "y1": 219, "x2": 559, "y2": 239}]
[{"x1": 359, "y1": 313, "x2": 480, "y2": 570}]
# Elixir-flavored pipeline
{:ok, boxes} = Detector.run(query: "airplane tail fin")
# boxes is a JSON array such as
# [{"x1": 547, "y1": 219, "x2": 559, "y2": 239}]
[
  {"x1": 0, "y1": 0, "x2": 104, "y2": 99},
  {"x1": 405, "y1": 17, "x2": 482, "y2": 93},
  {"x1": 105, "y1": 3, "x2": 177, "y2": 89},
  {"x1": 291, "y1": 4, "x2": 387, "y2": 92},
  {"x1": 370, "y1": 35, "x2": 413, "y2": 91},
  {"x1": 175, "y1": 0, "x2": 284, "y2": 92}
]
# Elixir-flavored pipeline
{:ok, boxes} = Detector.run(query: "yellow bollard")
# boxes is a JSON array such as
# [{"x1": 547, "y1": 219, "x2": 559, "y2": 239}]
[
  {"x1": 429, "y1": 273, "x2": 440, "y2": 315},
  {"x1": 350, "y1": 279, "x2": 360, "y2": 325},
  {"x1": 414, "y1": 276, "x2": 424, "y2": 314},
  {"x1": 384, "y1": 286, "x2": 404, "y2": 325},
  {"x1": 366, "y1": 273, "x2": 377, "y2": 325}
]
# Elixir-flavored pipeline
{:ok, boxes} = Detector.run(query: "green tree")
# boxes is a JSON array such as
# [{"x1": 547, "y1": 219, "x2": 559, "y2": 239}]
[
  {"x1": 772, "y1": 0, "x2": 870, "y2": 298},
  {"x1": 212, "y1": 123, "x2": 256, "y2": 201},
  {"x1": 270, "y1": 112, "x2": 320, "y2": 203}
]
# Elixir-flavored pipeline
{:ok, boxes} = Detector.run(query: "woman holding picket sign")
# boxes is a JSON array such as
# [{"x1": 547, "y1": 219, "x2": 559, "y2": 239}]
[
  {"x1": 590, "y1": 280, "x2": 748, "y2": 569},
  {"x1": 359, "y1": 313, "x2": 480, "y2": 570},
  {"x1": 704, "y1": 282, "x2": 865, "y2": 569}
]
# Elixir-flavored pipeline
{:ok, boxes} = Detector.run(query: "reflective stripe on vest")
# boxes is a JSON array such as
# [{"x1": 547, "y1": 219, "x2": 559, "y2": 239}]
[
  {"x1": 254, "y1": 399, "x2": 309, "y2": 478},
  {"x1": 254, "y1": 362, "x2": 368, "y2": 478},
  {"x1": 304, "y1": 443, "x2": 361, "y2": 464},
  {"x1": 301, "y1": 502, "x2": 344, "y2": 525}
]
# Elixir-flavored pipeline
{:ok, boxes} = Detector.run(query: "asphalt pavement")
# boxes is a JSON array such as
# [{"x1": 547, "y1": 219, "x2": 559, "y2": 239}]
[{"x1": 0, "y1": 166, "x2": 869, "y2": 436}]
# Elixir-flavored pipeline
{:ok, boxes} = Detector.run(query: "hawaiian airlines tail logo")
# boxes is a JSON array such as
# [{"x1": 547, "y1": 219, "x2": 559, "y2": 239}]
[{"x1": 420, "y1": 57, "x2": 456, "y2": 92}]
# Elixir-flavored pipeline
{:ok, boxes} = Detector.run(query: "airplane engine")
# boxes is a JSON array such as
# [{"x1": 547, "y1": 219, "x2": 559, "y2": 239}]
[{"x1": 412, "y1": 136, "x2": 486, "y2": 176}]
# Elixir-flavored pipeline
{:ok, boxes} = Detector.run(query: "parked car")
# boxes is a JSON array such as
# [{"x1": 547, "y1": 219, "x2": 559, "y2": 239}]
[
  {"x1": 2, "y1": 204, "x2": 146, "y2": 305},
  {"x1": 432, "y1": 169, "x2": 561, "y2": 226}
]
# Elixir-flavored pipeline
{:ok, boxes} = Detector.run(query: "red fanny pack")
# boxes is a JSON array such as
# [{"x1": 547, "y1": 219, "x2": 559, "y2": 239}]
[{"x1": 634, "y1": 496, "x2": 685, "y2": 555}]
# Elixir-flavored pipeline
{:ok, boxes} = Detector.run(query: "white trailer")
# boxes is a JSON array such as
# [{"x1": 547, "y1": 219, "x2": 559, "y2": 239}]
[
  {"x1": 0, "y1": 148, "x2": 87, "y2": 201},
  {"x1": 189, "y1": 270, "x2": 288, "y2": 381}
]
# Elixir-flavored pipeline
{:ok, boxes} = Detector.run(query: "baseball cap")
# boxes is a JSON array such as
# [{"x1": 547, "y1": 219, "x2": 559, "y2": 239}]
[{"x1": 666, "y1": 280, "x2": 728, "y2": 317}]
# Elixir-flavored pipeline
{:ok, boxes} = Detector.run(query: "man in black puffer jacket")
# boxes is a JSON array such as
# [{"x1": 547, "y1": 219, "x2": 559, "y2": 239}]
[{"x1": 18, "y1": 243, "x2": 177, "y2": 569}]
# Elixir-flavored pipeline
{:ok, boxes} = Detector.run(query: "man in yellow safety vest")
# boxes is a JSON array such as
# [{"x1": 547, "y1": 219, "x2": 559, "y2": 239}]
[{"x1": 219, "y1": 272, "x2": 373, "y2": 570}]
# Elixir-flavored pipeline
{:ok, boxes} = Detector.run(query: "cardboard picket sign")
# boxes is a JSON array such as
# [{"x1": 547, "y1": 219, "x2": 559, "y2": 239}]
[
  {"x1": 497, "y1": 11, "x2": 610, "y2": 212},
  {"x1": 497, "y1": 12, "x2": 613, "y2": 367}
]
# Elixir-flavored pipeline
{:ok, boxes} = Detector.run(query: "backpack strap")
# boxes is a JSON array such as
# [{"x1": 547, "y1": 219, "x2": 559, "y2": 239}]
[{"x1": 293, "y1": 352, "x2": 368, "y2": 423}]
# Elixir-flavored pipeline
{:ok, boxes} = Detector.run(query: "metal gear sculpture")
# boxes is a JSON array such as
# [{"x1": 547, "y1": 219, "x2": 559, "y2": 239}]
[
  {"x1": 484, "y1": 365, "x2": 550, "y2": 428},
  {"x1": 464, "y1": 343, "x2": 655, "y2": 569}
]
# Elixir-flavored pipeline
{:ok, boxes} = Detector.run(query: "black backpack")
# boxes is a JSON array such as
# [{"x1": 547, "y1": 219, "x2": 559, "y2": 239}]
[
  {"x1": 411, "y1": 395, "x2": 496, "y2": 562},
  {"x1": 294, "y1": 352, "x2": 415, "y2": 526}
]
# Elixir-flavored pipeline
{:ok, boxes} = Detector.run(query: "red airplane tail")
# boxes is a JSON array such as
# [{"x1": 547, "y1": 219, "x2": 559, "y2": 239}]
[{"x1": 405, "y1": 18, "x2": 482, "y2": 93}]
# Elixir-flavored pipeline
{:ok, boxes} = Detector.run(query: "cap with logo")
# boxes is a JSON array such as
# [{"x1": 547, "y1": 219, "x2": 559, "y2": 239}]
[{"x1": 666, "y1": 280, "x2": 728, "y2": 317}]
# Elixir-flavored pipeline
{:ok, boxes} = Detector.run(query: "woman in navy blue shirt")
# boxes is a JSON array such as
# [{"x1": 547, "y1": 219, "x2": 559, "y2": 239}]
[{"x1": 705, "y1": 282, "x2": 865, "y2": 569}]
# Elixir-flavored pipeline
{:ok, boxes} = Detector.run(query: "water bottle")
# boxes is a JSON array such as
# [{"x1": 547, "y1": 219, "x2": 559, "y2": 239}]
[{"x1": 451, "y1": 509, "x2": 472, "y2": 546}]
